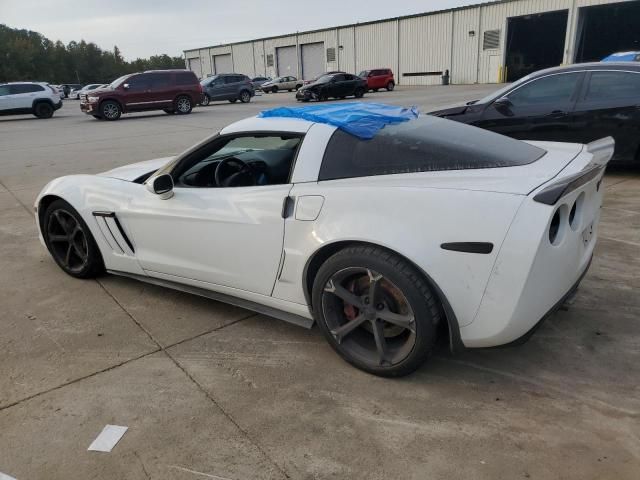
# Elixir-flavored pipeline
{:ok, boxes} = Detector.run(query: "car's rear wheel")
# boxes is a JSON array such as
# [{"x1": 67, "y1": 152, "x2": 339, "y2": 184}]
[
  {"x1": 386, "y1": 81, "x2": 395, "y2": 91},
  {"x1": 201, "y1": 94, "x2": 210, "y2": 106},
  {"x1": 354, "y1": 88, "x2": 365, "y2": 98},
  {"x1": 33, "y1": 102, "x2": 54, "y2": 119},
  {"x1": 312, "y1": 245, "x2": 440, "y2": 377},
  {"x1": 100, "y1": 101, "x2": 121, "y2": 121},
  {"x1": 42, "y1": 199, "x2": 104, "y2": 279},
  {"x1": 239, "y1": 90, "x2": 251, "y2": 103},
  {"x1": 175, "y1": 96, "x2": 192, "y2": 114}
]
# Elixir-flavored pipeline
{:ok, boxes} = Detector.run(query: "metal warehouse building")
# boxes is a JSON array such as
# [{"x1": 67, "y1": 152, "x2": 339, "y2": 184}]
[{"x1": 184, "y1": 0, "x2": 639, "y2": 84}]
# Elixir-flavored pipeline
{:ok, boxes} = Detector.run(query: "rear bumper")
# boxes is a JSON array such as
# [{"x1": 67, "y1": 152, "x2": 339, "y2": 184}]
[{"x1": 54, "y1": 100, "x2": 63, "y2": 110}]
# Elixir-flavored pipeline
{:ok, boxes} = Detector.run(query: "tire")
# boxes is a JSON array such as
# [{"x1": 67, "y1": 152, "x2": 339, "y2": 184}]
[
  {"x1": 175, "y1": 96, "x2": 192, "y2": 115},
  {"x1": 318, "y1": 92, "x2": 328, "y2": 102},
  {"x1": 100, "y1": 100, "x2": 121, "y2": 121},
  {"x1": 33, "y1": 102, "x2": 54, "y2": 119},
  {"x1": 239, "y1": 90, "x2": 251, "y2": 103},
  {"x1": 42, "y1": 199, "x2": 104, "y2": 279},
  {"x1": 386, "y1": 81, "x2": 395, "y2": 91},
  {"x1": 272, "y1": 86, "x2": 278, "y2": 93},
  {"x1": 354, "y1": 88, "x2": 365, "y2": 99},
  {"x1": 312, "y1": 245, "x2": 441, "y2": 377},
  {"x1": 229, "y1": 98, "x2": 238, "y2": 103},
  {"x1": 201, "y1": 94, "x2": 210, "y2": 106}
]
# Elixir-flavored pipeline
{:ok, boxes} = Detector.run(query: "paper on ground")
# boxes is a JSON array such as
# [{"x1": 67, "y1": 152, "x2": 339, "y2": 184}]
[{"x1": 87, "y1": 425, "x2": 128, "y2": 452}]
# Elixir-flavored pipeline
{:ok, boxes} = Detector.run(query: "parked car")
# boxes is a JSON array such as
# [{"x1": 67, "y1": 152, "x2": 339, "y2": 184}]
[
  {"x1": 602, "y1": 51, "x2": 640, "y2": 62},
  {"x1": 34, "y1": 105, "x2": 613, "y2": 376},
  {"x1": 0, "y1": 82, "x2": 63, "y2": 118},
  {"x1": 70, "y1": 83, "x2": 104, "y2": 100},
  {"x1": 261, "y1": 76, "x2": 302, "y2": 93},
  {"x1": 200, "y1": 74, "x2": 255, "y2": 106},
  {"x1": 303, "y1": 71, "x2": 344, "y2": 85},
  {"x1": 60, "y1": 84, "x2": 83, "y2": 98},
  {"x1": 80, "y1": 69, "x2": 201, "y2": 121},
  {"x1": 251, "y1": 76, "x2": 271, "y2": 89},
  {"x1": 296, "y1": 73, "x2": 367, "y2": 101},
  {"x1": 358, "y1": 69, "x2": 395, "y2": 91},
  {"x1": 429, "y1": 62, "x2": 640, "y2": 165}
]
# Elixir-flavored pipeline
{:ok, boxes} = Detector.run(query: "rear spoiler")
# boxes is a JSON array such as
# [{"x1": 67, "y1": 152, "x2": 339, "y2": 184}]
[{"x1": 533, "y1": 137, "x2": 614, "y2": 205}]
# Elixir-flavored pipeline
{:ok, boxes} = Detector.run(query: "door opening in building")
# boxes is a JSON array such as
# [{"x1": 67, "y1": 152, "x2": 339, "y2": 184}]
[
  {"x1": 505, "y1": 10, "x2": 568, "y2": 82},
  {"x1": 575, "y1": 1, "x2": 640, "y2": 63}
]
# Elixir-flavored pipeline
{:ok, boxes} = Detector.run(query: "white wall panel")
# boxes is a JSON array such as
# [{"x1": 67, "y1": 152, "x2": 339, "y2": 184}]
[
  {"x1": 231, "y1": 42, "x2": 255, "y2": 77},
  {"x1": 451, "y1": 7, "x2": 481, "y2": 84},
  {"x1": 337, "y1": 27, "x2": 356, "y2": 74},
  {"x1": 354, "y1": 21, "x2": 398, "y2": 76},
  {"x1": 399, "y1": 12, "x2": 453, "y2": 86}
]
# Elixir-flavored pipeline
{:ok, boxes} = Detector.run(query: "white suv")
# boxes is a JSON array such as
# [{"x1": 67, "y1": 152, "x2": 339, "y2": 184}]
[{"x1": 0, "y1": 82, "x2": 63, "y2": 119}]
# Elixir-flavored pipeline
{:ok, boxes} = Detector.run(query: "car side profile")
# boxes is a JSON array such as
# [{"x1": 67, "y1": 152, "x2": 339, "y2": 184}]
[
  {"x1": 71, "y1": 83, "x2": 103, "y2": 100},
  {"x1": 80, "y1": 70, "x2": 201, "y2": 121},
  {"x1": 261, "y1": 76, "x2": 302, "y2": 93},
  {"x1": 200, "y1": 74, "x2": 255, "y2": 106},
  {"x1": 251, "y1": 76, "x2": 271, "y2": 89},
  {"x1": 358, "y1": 69, "x2": 395, "y2": 91},
  {"x1": 429, "y1": 62, "x2": 640, "y2": 165},
  {"x1": 35, "y1": 106, "x2": 612, "y2": 376},
  {"x1": 0, "y1": 82, "x2": 63, "y2": 119},
  {"x1": 296, "y1": 73, "x2": 367, "y2": 101}
]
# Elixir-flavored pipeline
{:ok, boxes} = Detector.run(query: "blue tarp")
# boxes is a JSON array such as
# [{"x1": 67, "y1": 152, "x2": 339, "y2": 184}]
[
  {"x1": 258, "y1": 103, "x2": 419, "y2": 139},
  {"x1": 602, "y1": 51, "x2": 640, "y2": 62}
]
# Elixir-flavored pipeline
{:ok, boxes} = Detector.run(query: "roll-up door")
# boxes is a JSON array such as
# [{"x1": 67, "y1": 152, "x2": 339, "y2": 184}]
[
  {"x1": 276, "y1": 46, "x2": 297, "y2": 77},
  {"x1": 301, "y1": 42, "x2": 324, "y2": 81}
]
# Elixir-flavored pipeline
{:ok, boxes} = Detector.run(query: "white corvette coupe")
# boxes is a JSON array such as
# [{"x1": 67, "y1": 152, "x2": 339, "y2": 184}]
[{"x1": 35, "y1": 105, "x2": 613, "y2": 376}]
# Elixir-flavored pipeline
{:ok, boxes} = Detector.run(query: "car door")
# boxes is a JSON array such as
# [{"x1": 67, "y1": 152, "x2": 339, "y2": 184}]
[
  {"x1": 572, "y1": 70, "x2": 640, "y2": 162},
  {"x1": 0, "y1": 84, "x2": 10, "y2": 111},
  {"x1": 473, "y1": 72, "x2": 584, "y2": 142},
  {"x1": 123, "y1": 132, "x2": 304, "y2": 296},
  {"x1": 370, "y1": 70, "x2": 383, "y2": 89},
  {"x1": 122, "y1": 74, "x2": 152, "y2": 111},
  {"x1": 8, "y1": 83, "x2": 36, "y2": 109},
  {"x1": 148, "y1": 72, "x2": 174, "y2": 108},
  {"x1": 207, "y1": 76, "x2": 227, "y2": 100},
  {"x1": 329, "y1": 74, "x2": 348, "y2": 97}
]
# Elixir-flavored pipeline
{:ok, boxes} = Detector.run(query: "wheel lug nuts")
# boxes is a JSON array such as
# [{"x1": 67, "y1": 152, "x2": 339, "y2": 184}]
[{"x1": 376, "y1": 303, "x2": 384, "y2": 310}]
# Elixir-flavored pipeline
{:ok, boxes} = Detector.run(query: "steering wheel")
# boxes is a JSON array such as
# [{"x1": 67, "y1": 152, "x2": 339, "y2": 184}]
[{"x1": 214, "y1": 157, "x2": 256, "y2": 187}]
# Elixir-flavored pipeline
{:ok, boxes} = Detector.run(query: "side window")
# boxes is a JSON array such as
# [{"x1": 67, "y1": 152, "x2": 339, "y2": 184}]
[
  {"x1": 0, "y1": 85, "x2": 10, "y2": 96},
  {"x1": 174, "y1": 134, "x2": 303, "y2": 188},
  {"x1": 584, "y1": 71, "x2": 640, "y2": 102},
  {"x1": 9, "y1": 84, "x2": 44, "y2": 94},
  {"x1": 150, "y1": 73, "x2": 172, "y2": 89},
  {"x1": 176, "y1": 72, "x2": 197, "y2": 85},
  {"x1": 333, "y1": 74, "x2": 346, "y2": 82},
  {"x1": 507, "y1": 73, "x2": 581, "y2": 106},
  {"x1": 126, "y1": 74, "x2": 151, "y2": 91}
]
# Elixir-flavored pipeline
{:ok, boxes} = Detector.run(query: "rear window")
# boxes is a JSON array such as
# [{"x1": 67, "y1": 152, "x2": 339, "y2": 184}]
[
  {"x1": 318, "y1": 116, "x2": 546, "y2": 181},
  {"x1": 176, "y1": 71, "x2": 198, "y2": 85}
]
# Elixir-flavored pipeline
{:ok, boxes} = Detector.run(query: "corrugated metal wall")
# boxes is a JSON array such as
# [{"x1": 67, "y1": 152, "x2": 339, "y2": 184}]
[{"x1": 184, "y1": 0, "x2": 631, "y2": 85}]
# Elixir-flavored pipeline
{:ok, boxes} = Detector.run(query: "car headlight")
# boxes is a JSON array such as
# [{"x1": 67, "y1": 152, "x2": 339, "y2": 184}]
[{"x1": 87, "y1": 96, "x2": 99, "y2": 103}]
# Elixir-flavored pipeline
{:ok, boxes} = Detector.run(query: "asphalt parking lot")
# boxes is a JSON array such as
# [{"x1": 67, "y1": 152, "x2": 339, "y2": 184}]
[{"x1": 1, "y1": 85, "x2": 639, "y2": 480}]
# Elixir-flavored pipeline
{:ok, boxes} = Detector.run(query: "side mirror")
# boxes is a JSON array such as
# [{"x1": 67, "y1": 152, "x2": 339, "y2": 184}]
[
  {"x1": 146, "y1": 173, "x2": 174, "y2": 199},
  {"x1": 123, "y1": 83, "x2": 130, "y2": 90},
  {"x1": 493, "y1": 96, "x2": 512, "y2": 108}
]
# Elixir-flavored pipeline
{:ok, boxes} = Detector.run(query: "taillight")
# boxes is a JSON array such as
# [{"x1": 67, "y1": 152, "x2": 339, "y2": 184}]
[{"x1": 198, "y1": 84, "x2": 203, "y2": 93}]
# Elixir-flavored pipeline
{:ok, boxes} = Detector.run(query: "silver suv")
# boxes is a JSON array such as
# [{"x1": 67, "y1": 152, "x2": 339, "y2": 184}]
[
  {"x1": 200, "y1": 74, "x2": 255, "y2": 106},
  {"x1": 0, "y1": 82, "x2": 63, "y2": 119}
]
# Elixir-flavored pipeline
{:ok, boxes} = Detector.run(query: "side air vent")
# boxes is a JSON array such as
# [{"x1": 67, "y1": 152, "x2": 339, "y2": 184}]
[
  {"x1": 326, "y1": 47, "x2": 336, "y2": 62},
  {"x1": 93, "y1": 211, "x2": 135, "y2": 256},
  {"x1": 483, "y1": 30, "x2": 500, "y2": 50}
]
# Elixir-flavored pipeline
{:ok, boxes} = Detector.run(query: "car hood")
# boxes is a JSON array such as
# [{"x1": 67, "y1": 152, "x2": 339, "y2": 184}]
[
  {"x1": 97, "y1": 157, "x2": 173, "y2": 181},
  {"x1": 428, "y1": 103, "x2": 470, "y2": 116},
  {"x1": 301, "y1": 80, "x2": 327, "y2": 89}
]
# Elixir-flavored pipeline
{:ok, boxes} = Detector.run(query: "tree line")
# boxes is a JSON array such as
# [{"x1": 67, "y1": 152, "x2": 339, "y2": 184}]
[{"x1": 0, "y1": 24, "x2": 186, "y2": 84}]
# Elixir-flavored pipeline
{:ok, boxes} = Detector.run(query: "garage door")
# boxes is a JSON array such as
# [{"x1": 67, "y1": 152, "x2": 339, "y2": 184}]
[
  {"x1": 276, "y1": 46, "x2": 298, "y2": 77},
  {"x1": 213, "y1": 54, "x2": 233, "y2": 74},
  {"x1": 301, "y1": 42, "x2": 324, "y2": 81},
  {"x1": 188, "y1": 58, "x2": 202, "y2": 78}
]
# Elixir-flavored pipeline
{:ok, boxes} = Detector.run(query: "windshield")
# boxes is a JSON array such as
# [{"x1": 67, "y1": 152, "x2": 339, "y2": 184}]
[
  {"x1": 358, "y1": 71, "x2": 369, "y2": 77},
  {"x1": 477, "y1": 74, "x2": 531, "y2": 104},
  {"x1": 316, "y1": 74, "x2": 334, "y2": 83},
  {"x1": 109, "y1": 74, "x2": 131, "y2": 89}
]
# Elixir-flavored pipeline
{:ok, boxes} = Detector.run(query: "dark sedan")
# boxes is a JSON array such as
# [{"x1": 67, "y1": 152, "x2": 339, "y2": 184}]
[
  {"x1": 296, "y1": 73, "x2": 367, "y2": 102},
  {"x1": 429, "y1": 62, "x2": 640, "y2": 165}
]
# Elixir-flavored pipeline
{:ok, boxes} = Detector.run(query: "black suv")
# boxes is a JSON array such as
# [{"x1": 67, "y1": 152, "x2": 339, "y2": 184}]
[{"x1": 200, "y1": 74, "x2": 255, "y2": 106}]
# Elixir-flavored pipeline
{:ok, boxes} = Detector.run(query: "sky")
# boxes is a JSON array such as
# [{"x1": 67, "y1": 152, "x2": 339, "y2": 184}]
[{"x1": 1, "y1": 0, "x2": 494, "y2": 60}]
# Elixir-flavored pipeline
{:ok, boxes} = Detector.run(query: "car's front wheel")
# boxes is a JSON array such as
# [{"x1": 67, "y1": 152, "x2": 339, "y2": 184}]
[
  {"x1": 272, "y1": 86, "x2": 278, "y2": 93},
  {"x1": 175, "y1": 96, "x2": 193, "y2": 114},
  {"x1": 312, "y1": 245, "x2": 441, "y2": 377},
  {"x1": 100, "y1": 101, "x2": 121, "y2": 121},
  {"x1": 33, "y1": 102, "x2": 54, "y2": 119},
  {"x1": 239, "y1": 90, "x2": 251, "y2": 103},
  {"x1": 386, "y1": 81, "x2": 395, "y2": 91},
  {"x1": 201, "y1": 94, "x2": 210, "y2": 106},
  {"x1": 42, "y1": 199, "x2": 104, "y2": 279},
  {"x1": 354, "y1": 87, "x2": 365, "y2": 98}
]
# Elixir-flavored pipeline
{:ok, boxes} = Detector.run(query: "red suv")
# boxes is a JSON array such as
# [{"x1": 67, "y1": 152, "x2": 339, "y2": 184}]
[
  {"x1": 81, "y1": 70, "x2": 201, "y2": 121},
  {"x1": 358, "y1": 69, "x2": 395, "y2": 92}
]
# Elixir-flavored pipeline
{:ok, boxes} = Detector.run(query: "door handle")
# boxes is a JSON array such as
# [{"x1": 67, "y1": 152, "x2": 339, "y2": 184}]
[
  {"x1": 547, "y1": 110, "x2": 567, "y2": 118},
  {"x1": 281, "y1": 196, "x2": 295, "y2": 219}
]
